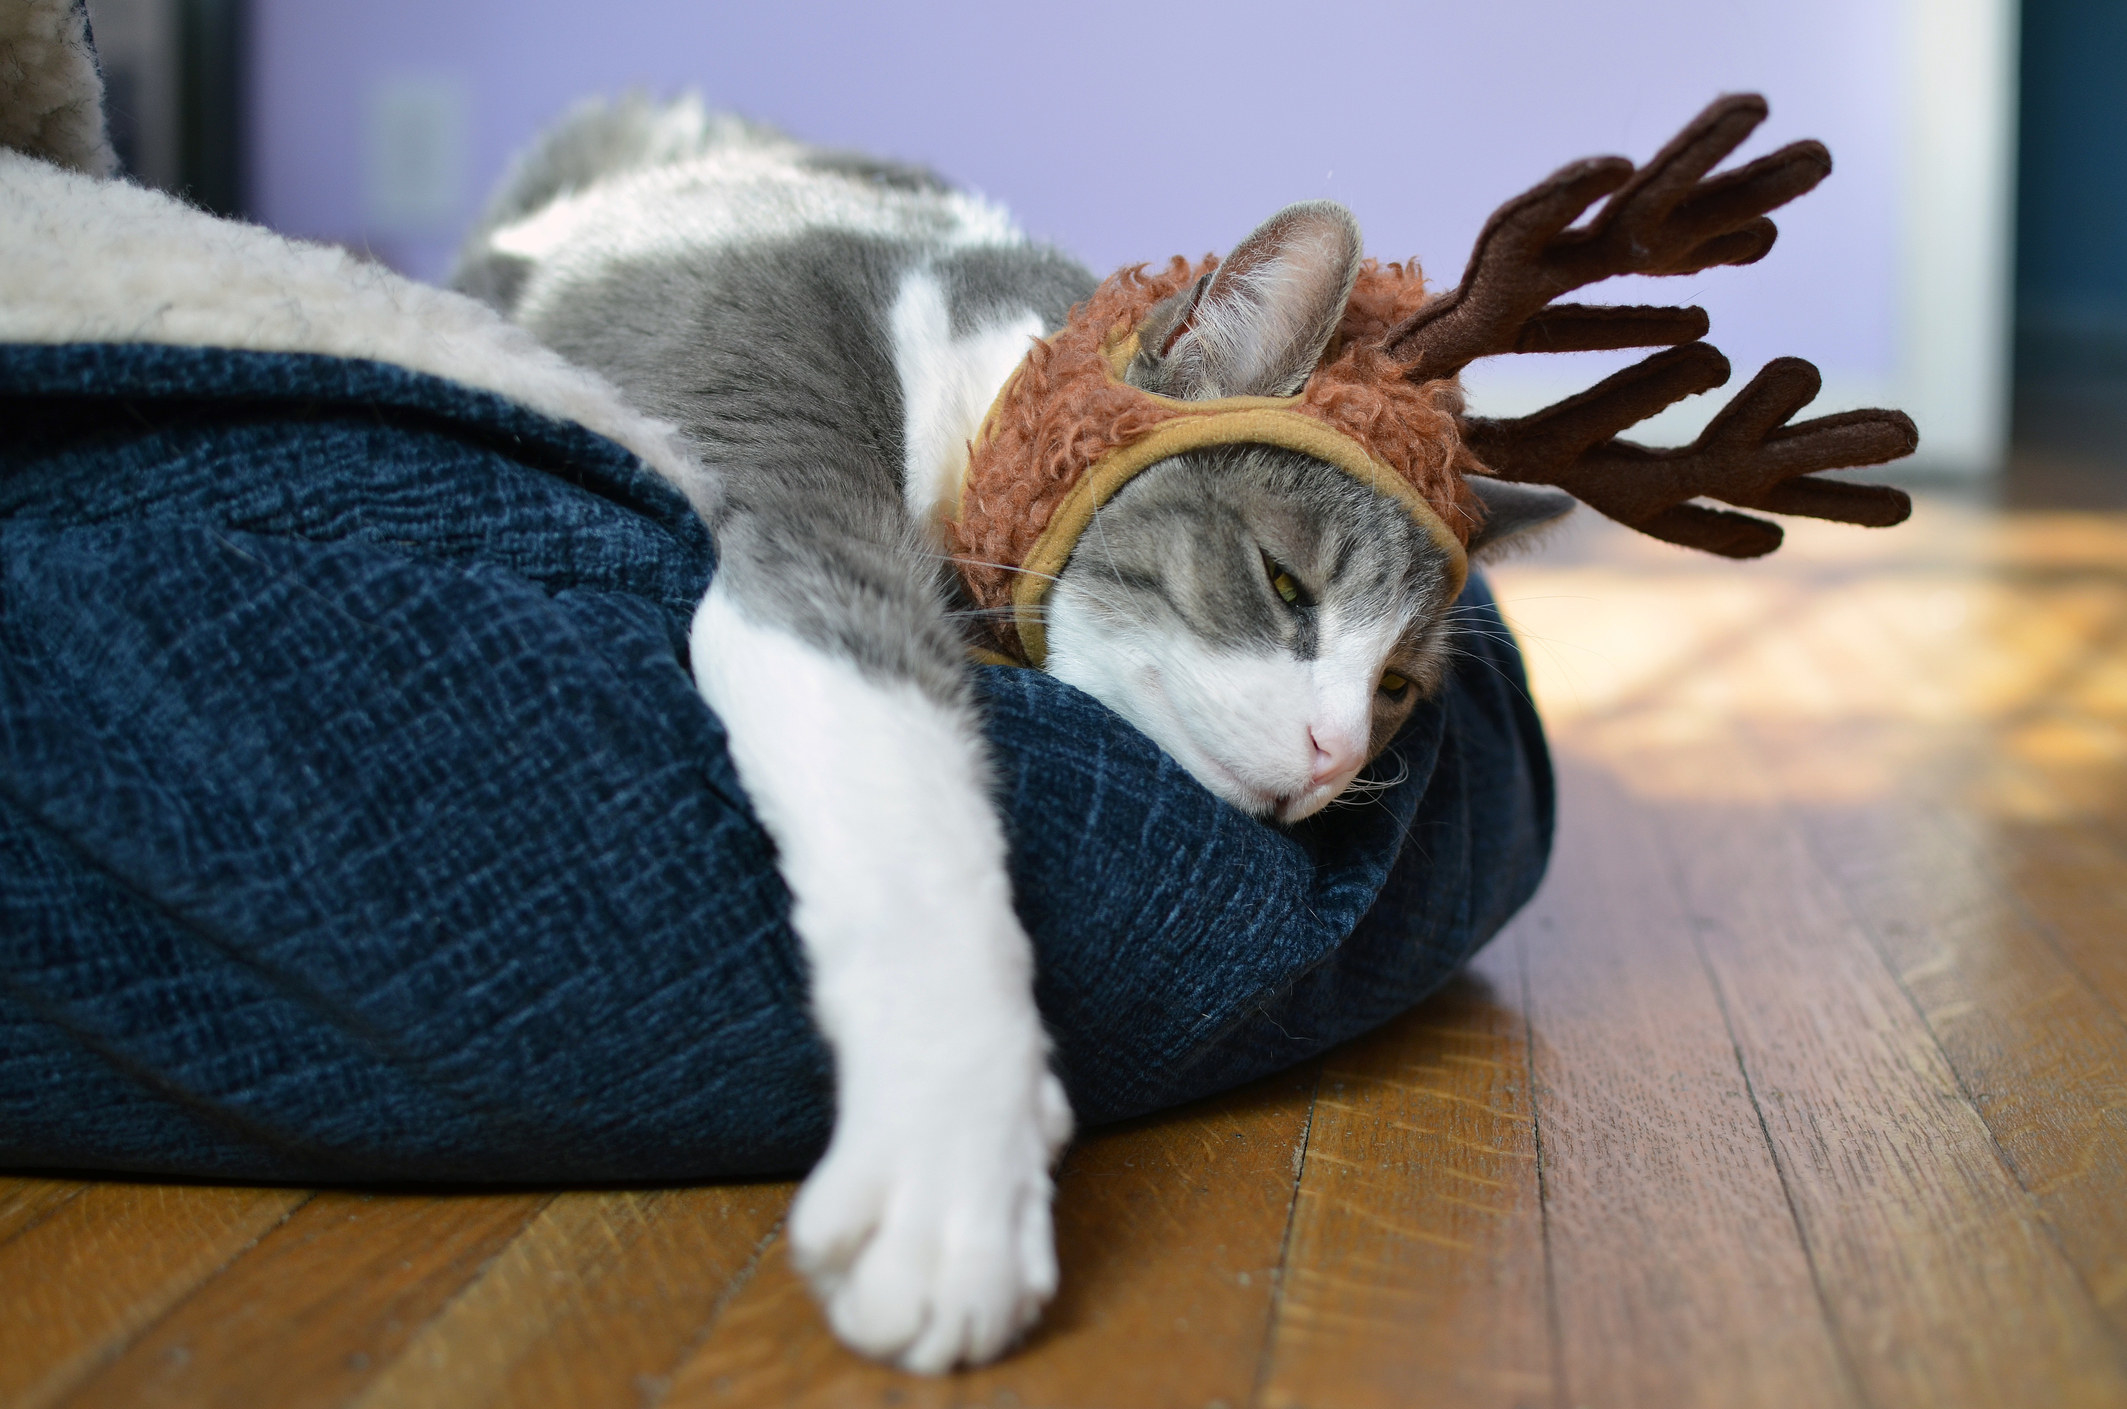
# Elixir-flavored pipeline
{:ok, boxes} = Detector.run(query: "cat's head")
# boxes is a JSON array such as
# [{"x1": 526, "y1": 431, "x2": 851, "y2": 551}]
[{"x1": 1041, "y1": 202, "x2": 1570, "y2": 823}]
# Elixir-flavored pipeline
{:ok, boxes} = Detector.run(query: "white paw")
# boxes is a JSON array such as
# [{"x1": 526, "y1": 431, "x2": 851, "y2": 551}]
[{"x1": 791, "y1": 1065, "x2": 1074, "y2": 1373}]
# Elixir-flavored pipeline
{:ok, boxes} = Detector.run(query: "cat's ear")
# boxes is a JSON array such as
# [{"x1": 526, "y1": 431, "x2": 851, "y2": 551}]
[
  {"x1": 1464, "y1": 477, "x2": 1577, "y2": 560},
  {"x1": 1132, "y1": 201, "x2": 1363, "y2": 400}
]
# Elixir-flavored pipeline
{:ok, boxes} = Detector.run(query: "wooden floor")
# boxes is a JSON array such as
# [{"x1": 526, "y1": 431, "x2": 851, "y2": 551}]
[{"x1": 9, "y1": 479, "x2": 2127, "y2": 1409}]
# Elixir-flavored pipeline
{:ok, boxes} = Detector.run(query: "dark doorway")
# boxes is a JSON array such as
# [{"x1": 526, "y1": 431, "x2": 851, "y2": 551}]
[
  {"x1": 2012, "y1": 0, "x2": 2127, "y2": 503},
  {"x1": 89, "y1": 0, "x2": 247, "y2": 218}
]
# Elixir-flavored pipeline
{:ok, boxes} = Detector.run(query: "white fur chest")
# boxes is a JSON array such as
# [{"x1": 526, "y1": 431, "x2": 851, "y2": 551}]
[{"x1": 888, "y1": 270, "x2": 1044, "y2": 530}]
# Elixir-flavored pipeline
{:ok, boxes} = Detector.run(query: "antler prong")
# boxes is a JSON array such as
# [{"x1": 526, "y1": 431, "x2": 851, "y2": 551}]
[
  {"x1": 1514, "y1": 304, "x2": 1709, "y2": 354},
  {"x1": 1462, "y1": 343, "x2": 1731, "y2": 475},
  {"x1": 1472, "y1": 352, "x2": 1918, "y2": 557},
  {"x1": 1381, "y1": 156, "x2": 1632, "y2": 378},
  {"x1": 1668, "y1": 141, "x2": 1834, "y2": 246},
  {"x1": 1756, "y1": 473, "x2": 1914, "y2": 527},
  {"x1": 1664, "y1": 219, "x2": 1780, "y2": 276},
  {"x1": 1633, "y1": 501, "x2": 1787, "y2": 558},
  {"x1": 1577, "y1": 95, "x2": 1776, "y2": 241}
]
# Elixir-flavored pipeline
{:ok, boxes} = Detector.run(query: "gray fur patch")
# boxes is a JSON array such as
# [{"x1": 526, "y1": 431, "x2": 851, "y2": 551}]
[
  {"x1": 1057, "y1": 444, "x2": 1461, "y2": 705},
  {"x1": 453, "y1": 252, "x2": 531, "y2": 315},
  {"x1": 938, "y1": 246, "x2": 1094, "y2": 337}
]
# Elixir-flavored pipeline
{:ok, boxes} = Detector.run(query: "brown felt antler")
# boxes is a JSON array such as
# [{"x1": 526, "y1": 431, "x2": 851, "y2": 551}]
[
  {"x1": 1387, "y1": 93, "x2": 1917, "y2": 557},
  {"x1": 1462, "y1": 348, "x2": 1917, "y2": 556}
]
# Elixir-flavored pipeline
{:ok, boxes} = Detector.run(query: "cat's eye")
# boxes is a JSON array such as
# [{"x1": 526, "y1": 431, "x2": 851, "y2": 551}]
[
  {"x1": 1379, "y1": 671, "x2": 1410, "y2": 698},
  {"x1": 1262, "y1": 554, "x2": 1304, "y2": 607}
]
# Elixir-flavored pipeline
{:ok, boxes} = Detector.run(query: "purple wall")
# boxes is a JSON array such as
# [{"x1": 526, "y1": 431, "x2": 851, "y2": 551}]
[{"x1": 251, "y1": 0, "x2": 1903, "y2": 395}]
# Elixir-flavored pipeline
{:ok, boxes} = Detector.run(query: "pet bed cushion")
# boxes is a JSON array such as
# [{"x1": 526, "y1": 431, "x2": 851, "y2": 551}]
[{"x1": 0, "y1": 339, "x2": 1552, "y2": 1181}]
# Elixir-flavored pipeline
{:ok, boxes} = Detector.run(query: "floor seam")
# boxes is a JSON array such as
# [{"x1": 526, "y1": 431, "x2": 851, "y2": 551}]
[
  {"x1": 1246, "y1": 1062, "x2": 1322, "y2": 1409},
  {"x1": 1517, "y1": 930, "x2": 1568, "y2": 1409}
]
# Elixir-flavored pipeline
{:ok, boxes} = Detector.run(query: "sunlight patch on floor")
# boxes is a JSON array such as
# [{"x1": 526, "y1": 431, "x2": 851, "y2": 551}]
[{"x1": 1488, "y1": 495, "x2": 2127, "y2": 819}]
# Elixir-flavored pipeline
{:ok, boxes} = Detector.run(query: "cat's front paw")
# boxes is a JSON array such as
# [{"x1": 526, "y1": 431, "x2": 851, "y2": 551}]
[{"x1": 790, "y1": 1063, "x2": 1073, "y2": 1373}]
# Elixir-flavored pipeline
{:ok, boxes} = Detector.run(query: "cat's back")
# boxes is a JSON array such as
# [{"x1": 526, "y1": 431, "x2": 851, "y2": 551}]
[
  {"x1": 454, "y1": 95, "x2": 1023, "y2": 320},
  {"x1": 453, "y1": 95, "x2": 1093, "y2": 505}
]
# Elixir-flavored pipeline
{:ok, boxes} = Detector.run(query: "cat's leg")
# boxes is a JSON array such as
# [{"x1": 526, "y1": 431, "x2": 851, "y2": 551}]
[{"x1": 689, "y1": 540, "x2": 1071, "y2": 1373}]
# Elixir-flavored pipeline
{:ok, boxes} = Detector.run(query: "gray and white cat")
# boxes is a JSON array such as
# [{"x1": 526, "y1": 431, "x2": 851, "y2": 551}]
[{"x1": 454, "y1": 94, "x2": 1565, "y2": 1372}]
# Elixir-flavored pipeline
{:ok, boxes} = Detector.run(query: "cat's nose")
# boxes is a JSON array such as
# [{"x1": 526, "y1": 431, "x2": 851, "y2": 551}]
[{"x1": 1308, "y1": 728, "x2": 1362, "y2": 786}]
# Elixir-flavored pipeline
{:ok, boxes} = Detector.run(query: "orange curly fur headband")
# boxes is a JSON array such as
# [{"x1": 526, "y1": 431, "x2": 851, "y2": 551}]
[{"x1": 948, "y1": 256, "x2": 1487, "y2": 665}]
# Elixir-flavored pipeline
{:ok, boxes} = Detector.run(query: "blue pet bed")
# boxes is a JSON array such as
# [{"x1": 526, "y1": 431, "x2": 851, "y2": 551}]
[{"x1": 0, "y1": 340, "x2": 1552, "y2": 1182}]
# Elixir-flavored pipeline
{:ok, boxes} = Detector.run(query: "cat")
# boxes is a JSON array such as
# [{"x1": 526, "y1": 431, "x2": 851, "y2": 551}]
[{"x1": 453, "y1": 93, "x2": 1567, "y2": 1372}]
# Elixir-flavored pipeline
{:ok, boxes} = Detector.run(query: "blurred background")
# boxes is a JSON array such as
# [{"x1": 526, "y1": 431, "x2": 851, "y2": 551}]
[{"x1": 81, "y1": 0, "x2": 2120, "y2": 488}]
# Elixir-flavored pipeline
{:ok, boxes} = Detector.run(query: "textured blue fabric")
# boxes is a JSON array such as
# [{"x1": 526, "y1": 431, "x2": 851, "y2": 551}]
[{"x1": 0, "y1": 341, "x2": 1552, "y2": 1183}]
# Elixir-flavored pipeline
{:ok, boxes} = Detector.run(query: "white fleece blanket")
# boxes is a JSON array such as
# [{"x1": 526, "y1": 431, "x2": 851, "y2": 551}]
[{"x1": 0, "y1": 0, "x2": 709, "y2": 514}]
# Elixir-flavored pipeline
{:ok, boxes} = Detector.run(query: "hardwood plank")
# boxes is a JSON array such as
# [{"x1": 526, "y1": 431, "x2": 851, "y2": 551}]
[
  {"x1": 1814, "y1": 563, "x2": 2127, "y2": 1023},
  {"x1": 1782, "y1": 775, "x2": 2127, "y2": 1340},
  {"x1": 1253, "y1": 942, "x2": 1549, "y2": 1409},
  {"x1": 0, "y1": 1182, "x2": 307, "y2": 1409},
  {"x1": 1643, "y1": 749, "x2": 2127, "y2": 1406},
  {"x1": 1518, "y1": 760, "x2": 1860, "y2": 1409},
  {"x1": 1740, "y1": 560, "x2": 2127, "y2": 1338},
  {"x1": 1991, "y1": 815, "x2": 2127, "y2": 1025},
  {"x1": 342, "y1": 1184, "x2": 788, "y2": 1409},
  {"x1": 659, "y1": 1069, "x2": 1316, "y2": 1408},
  {"x1": 54, "y1": 1189, "x2": 549, "y2": 1409},
  {"x1": 0, "y1": 1176, "x2": 85, "y2": 1245}
]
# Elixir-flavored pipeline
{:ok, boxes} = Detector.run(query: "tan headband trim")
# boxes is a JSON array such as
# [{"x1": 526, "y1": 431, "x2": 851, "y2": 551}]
[{"x1": 1009, "y1": 408, "x2": 1470, "y2": 666}]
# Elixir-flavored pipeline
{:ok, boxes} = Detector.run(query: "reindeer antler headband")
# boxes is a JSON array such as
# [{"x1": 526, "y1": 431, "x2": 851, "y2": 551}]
[{"x1": 950, "y1": 94, "x2": 1919, "y2": 665}]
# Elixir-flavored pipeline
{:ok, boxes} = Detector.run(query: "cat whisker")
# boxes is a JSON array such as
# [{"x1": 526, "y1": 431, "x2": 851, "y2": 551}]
[
  {"x1": 1087, "y1": 505, "x2": 1133, "y2": 622},
  {"x1": 1321, "y1": 750, "x2": 1415, "y2": 811},
  {"x1": 913, "y1": 551, "x2": 1139, "y2": 623},
  {"x1": 913, "y1": 551, "x2": 1065, "y2": 585},
  {"x1": 1430, "y1": 641, "x2": 1539, "y2": 705},
  {"x1": 1347, "y1": 757, "x2": 1413, "y2": 794}
]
